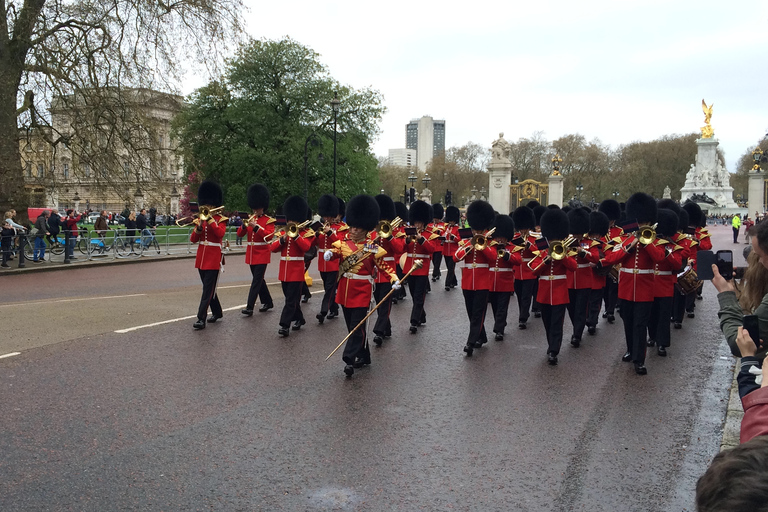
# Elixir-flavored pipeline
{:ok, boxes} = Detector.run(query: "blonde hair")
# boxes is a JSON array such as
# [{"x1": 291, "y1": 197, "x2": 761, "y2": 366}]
[
  {"x1": 129, "y1": 212, "x2": 136, "y2": 221},
  {"x1": 737, "y1": 251, "x2": 768, "y2": 313},
  {"x1": 3, "y1": 211, "x2": 12, "y2": 219}
]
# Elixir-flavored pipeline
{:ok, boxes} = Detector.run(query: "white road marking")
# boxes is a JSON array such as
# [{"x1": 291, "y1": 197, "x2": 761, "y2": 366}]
[
  {"x1": 114, "y1": 304, "x2": 247, "y2": 333},
  {"x1": 0, "y1": 294, "x2": 147, "y2": 308},
  {"x1": 0, "y1": 352, "x2": 21, "y2": 359}
]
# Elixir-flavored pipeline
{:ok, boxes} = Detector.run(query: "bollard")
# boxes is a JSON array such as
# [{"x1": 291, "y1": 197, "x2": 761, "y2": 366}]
[
  {"x1": 63, "y1": 231, "x2": 71, "y2": 264},
  {"x1": 17, "y1": 234, "x2": 26, "y2": 268}
]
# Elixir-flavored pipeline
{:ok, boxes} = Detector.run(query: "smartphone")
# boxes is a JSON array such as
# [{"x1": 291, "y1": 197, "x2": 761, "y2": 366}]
[
  {"x1": 744, "y1": 314, "x2": 761, "y2": 348},
  {"x1": 716, "y1": 250, "x2": 733, "y2": 280},
  {"x1": 458, "y1": 228, "x2": 473, "y2": 239},
  {"x1": 696, "y1": 250, "x2": 716, "y2": 280}
]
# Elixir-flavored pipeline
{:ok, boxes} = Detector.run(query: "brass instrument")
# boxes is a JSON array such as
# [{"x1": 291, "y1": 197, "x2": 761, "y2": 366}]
[
  {"x1": 377, "y1": 217, "x2": 403, "y2": 239},
  {"x1": 175, "y1": 216, "x2": 198, "y2": 228},
  {"x1": 287, "y1": 220, "x2": 312, "y2": 238},
  {"x1": 549, "y1": 236, "x2": 577, "y2": 261},
  {"x1": 199, "y1": 205, "x2": 224, "y2": 222},
  {"x1": 459, "y1": 227, "x2": 496, "y2": 252},
  {"x1": 637, "y1": 223, "x2": 657, "y2": 245}
]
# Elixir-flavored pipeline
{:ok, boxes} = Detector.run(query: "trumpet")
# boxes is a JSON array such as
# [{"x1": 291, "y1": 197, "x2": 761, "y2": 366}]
[
  {"x1": 637, "y1": 223, "x2": 657, "y2": 245},
  {"x1": 549, "y1": 236, "x2": 577, "y2": 261},
  {"x1": 286, "y1": 220, "x2": 312, "y2": 238},
  {"x1": 377, "y1": 217, "x2": 403, "y2": 239}
]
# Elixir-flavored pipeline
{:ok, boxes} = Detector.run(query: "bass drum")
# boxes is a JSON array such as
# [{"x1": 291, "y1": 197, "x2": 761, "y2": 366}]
[{"x1": 676, "y1": 265, "x2": 699, "y2": 295}]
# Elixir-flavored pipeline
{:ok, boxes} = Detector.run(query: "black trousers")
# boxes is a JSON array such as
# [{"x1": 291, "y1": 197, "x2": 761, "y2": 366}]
[
  {"x1": 532, "y1": 280, "x2": 541, "y2": 313},
  {"x1": 342, "y1": 306, "x2": 370, "y2": 365},
  {"x1": 319, "y1": 271, "x2": 339, "y2": 315},
  {"x1": 408, "y1": 275, "x2": 429, "y2": 326},
  {"x1": 463, "y1": 289, "x2": 489, "y2": 345},
  {"x1": 279, "y1": 281, "x2": 305, "y2": 328},
  {"x1": 246, "y1": 264, "x2": 273, "y2": 309},
  {"x1": 514, "y1": 278, "x2": 536, "y2": 323},
  {"x1": 373, "y1": 282, "x2": 393, "y2": 336},
  {"x1": 396, "y1": 264, "x2": 407, "y2": 299},
  {"x1": 432, "y1": 252, "x2": 443, "y2": 278},
  {"x1": 686, "y1": 286, "x2": 697, "y2": 312},
  {"x1": 733, "y1": 227, "x2": 740, "y2": 243},
  {"x1": 444, "y1": 257, "x2": 458, "y2": 288},
  {"x1": 672, "y1": 291, "x2": 693, "y2": 323},
  {"x1": 603, "y1": 279, "x2": 618, "y2": 315},
  {"x1": 301, "y1": 259, "x2": 312, "y2": 299},
  {"x1": 489, "y1": 290, "x2": 512, "y2": 334},
  {"x1": 567, "y1": 288, "x2": 591, "y2": 340},
  {"x1": 586, "y1": 288, "x2": 604, "y2": 328},
  {"x1": 620, "y1": 299, "x2": 653, "y2": 365},
  {"x1": 197, "y1": 269, "x2": 223, "y2": 322},
  {"x1": 540, "y1": 303, "x2": 566, "y2": 355},
  {"x1": 648, "y1": 296, "x2": 674, "y2": 348}
]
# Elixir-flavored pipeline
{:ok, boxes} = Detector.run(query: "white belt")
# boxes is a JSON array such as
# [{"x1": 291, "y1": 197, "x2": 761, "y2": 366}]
[
  {"x1": 200, "y1": 241, "x2": 221, "y2": 247},
  {"x1": 655, "y1": 271, "x2": 673, "y2": 276},
  {"x1": 620, "y1": 267, "x2": 654, "y2": 274},
  {"x1": 490, "y1": 267, "x2": 514, "y2": 272},
  {"x1": 577, "y1": 263, "x2": 591, "y2": 268},
  {"x1": 460, "y1": 262, "x2": 489, "y2": 269},
  {"x1": 280, "y1": 256, "x2": 301, "y2": 261},
  {"x1": 522, "y1": 258, "x2": 533, "y2": 262},
  {"x1": 383, "y1": 257, "x2": 395, "y2": 261},
  {"x1": 411, "y1": 253, "x2": 431, "y2": 259},
  {"x1": 246, "y1": 242, "x2": 267, "y2": 246},
  {"x1": 539, "y1": 275, "x2": 567, "y2": 281},
  {"x1": 342, "y1": 272, "x2": 374, "y2": 283}
]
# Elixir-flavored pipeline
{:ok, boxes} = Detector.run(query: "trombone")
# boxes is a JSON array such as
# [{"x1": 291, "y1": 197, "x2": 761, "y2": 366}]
[
  {"x1": 376, "y1": 217, "x2": 403, "y2": 239},
  {"x1": 176, "y1": 205, "x2": 225, "y2": 228},
  {"x1": 459, "y1": 227, "x2": 496, "y2": 252},
  {"x1": 636, "y1": 223, "x2": 657, "y2": 245},
  {"x1": 266, "y1": 219, "x2": 313, "y2": 242},
  {"x1": 549, "y1": 236, "x2": 577, "y2": 261}
]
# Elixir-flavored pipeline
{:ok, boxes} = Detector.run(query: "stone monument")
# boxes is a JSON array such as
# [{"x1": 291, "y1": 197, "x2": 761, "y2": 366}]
[
  {"x1": 548, "y1": 154, "x2": 564, "y2": 207},
  {"x1": 487, "y1": 132, "x2": 512, "y2": 213},
  {"x1": 662, "y1": 186, "x2": 671, "y2": 199}
]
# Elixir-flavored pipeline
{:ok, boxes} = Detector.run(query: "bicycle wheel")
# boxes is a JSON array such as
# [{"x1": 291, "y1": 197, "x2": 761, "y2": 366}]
[
  {"x1": 50, "y1": 239, "x2": 64, "y2": 255},
  {"x1": 23, "y1": 240, "x2": 34, "y2": 259},
  {"x1": 151, "y1": 238, "x2": 161, "y2": 254},
  {"x1": 115, "y1": 238, "x2": 131, "y2": 258},
  {"x1": 77, "y1": 238, "x2": 88, "y2": 254}
]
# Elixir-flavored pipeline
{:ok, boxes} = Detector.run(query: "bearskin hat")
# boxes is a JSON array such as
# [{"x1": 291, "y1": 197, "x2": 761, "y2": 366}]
[
  {"x1": 197, "y1": 180, "x2": 223, "y2": 207},
  {"x1": 526, "y1": 200, "x2": 541, "y2": 209},
  {"x1": 547, "y1": 204, "x2": 560, "y2": 209},
  {"x1": 409, "y1": 200, "x2": 432, "y2": 226},
  {"x1": 337, "y1": 198, "x2": 346, "y2": 218},
  {"x1": 562, "y1": 205, "x2": 573, "y2": 214},
  {"x1": 657, "y1": 208, "x2": 678, "y2": 238},
  {"x1": 512, "y1": 206, "x2": 536, "y2": 230},
  {"x1": 492, "y1": 214, "x2": 516, "y2": 240},
  {"x1": 375, "y1": 194, "x2": 396, "y2": 221},
  {"x1": 589, "y1": 211, "x2": 610, "y2": 236},
  {"x1": 283, "y1": 195, "x2": 309, "y2": 223},
  {"x1": 682, "y1": 201, "x2": 702, "y2": 227},
  {"x1": 246, "y1": 184, "x2": 269, "y2": 211},
  {"x1": 432, "y1": 203, "x2": 444, "y2": 220},
  {"x1": 445, "y1": 205, "x2": 460, "y2": 223},
  {"x1": 567, "y1": 207, "x2": 590, "y2": 235},
  {"x1": 657, "y1": 198, "x2": 680, "y2": 214},
  {"x1": 541, "y1": 208, "x2": 569, "y2": 241},
  {"x1": 533, "y1": 205, "x2": 548, "y2": 226},
  {"x1": 466, "y1": 200, "x2": 495, "y2": 231},
  {"x1": 598, "y1": 199, "x2": 621, "y2": 221},
  {"x1": 318, "y1": 194, "x2": 339, "y2": 218},
  {"x1": 625, "y1": 192, "x2": 657, "y2": 224},
  {"x1": 676, "y1": 208, "x2": 688, "y2": 231},
  {"x1": 346, "y1": 195, "x2": 380, "y2": 231},
  {"x1": 395, "y1": 201, "x2": 409, "y2": 223}
]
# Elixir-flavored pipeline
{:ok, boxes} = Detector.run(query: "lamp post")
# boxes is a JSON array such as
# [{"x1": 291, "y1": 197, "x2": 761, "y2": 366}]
[
  {"x1": 612, "y1": 190, "x2": 620, "y2": 200},
  {"x1": 576, "y1": 183, "x2": 583, "y2": 201},
  {"x1": 480, "y1": 186, "x2": 486, "y2": 200},
  {"x1": 471, "y1": 186, "x2": 478, "y2": 201},
  {"x1": 331, "y1": 91, "x2": 340, "y2": 195},
  {"x1": 407, "y1": 170, "x2": 417, "y2": 204},
  {"x1": 422, "y1": 172, "x2": 431, "y2": 190}
]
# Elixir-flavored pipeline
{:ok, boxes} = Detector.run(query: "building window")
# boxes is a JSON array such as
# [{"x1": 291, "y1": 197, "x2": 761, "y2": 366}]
[
  {"x1": 63, "y1": 163, "x2": 69, "y2": 179},
  {"x1": 100, "y1": 167, "x2": 108, "y2": 178},
  {"x1": 84, "y1": 163, "x2": 91, "y2": 178},
  {"x1": 25, "y1": 162, "x2": 32, "y2": 177},
  {"x1": 37, "y1": 164, "x2": 44, "y2": 178},
  {"x1": 123, "y1": 162, "x2": 130, "y2": 179},
  {"x1": 158, "y1": 135, "x2": 164, "y2": 148}
]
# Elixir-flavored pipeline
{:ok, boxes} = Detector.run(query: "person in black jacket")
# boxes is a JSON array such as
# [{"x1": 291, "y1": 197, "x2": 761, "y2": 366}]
[
  {"x1": 47, "y1": 211, "x2": 61, "y2": 246},
  {"x1": 125, "y1": 212, "x2": 138, "y2": 250}
]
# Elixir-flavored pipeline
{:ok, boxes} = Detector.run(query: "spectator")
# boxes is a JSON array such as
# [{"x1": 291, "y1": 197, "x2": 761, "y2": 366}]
[
  {"x1": 47, "y1": 210, "x2": 61, "y2": 246},
  {"x1": 63, "y1": 209, "x2": 79, "y2": 259},
  {"x1": 695, "y1": 436, "x2": 768, "y2": 510},
  {"x1": 731, "y1": 325, "x2": 768, "y2": 442},
  {"x1": 125, "y1": 211, "x2": 137, "y2": 249},
  {"x1": 32, "y1": 210, "x2": 50, "y2": 263},
  {"x1": 1, "y1": 219, "x2": 13, "y2": 268},
  {"x1": 94, "y1": 210, "x2": 109, "y2": 240},
  {"x1": 3, "y1": 209, "x2": 27, "y2": 260},
  {"x1": 232, "y1": 214, "x2": 243, "y2": 245}
]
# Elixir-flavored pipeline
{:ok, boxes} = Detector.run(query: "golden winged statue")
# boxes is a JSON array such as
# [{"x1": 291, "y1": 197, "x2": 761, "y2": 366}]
[{"x1": 701, "y1": 99, "x2": 714, "y2": 138}]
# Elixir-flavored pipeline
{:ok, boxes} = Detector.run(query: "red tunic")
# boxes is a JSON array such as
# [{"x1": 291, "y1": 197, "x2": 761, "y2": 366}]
[
  {"x1": 512, "y1": 232, "x2": 539, "y2": 281},
  {"x1": 403, "y1": 231, "x2": 439, "y2": 276},
  {"x1": 528, "y1": 250, "x2": 578, "y2": 305},
  {"x1": 316, "y1": 221, "x2": 348, "y2": 273},
  {"x1": 237, "y1": 214, "x2": 275, "y2": 265},
  {"x1": 375, "y1": 234, "x2": 406, "y2": 284},
  {"x1": 442, "y1": 224, "x2": 460, "y2": 257},
  {"x1": 567, "y1": 238, "x2": 597, "y2": 290},
  {"x1": 601, "y1": 233, "x2": 667, "y2": 302},
  {"x1": 454, "y1": 239, "x2": 498, "y2": 290},
  {"x1": 190, "y1": 214, "x2": 227, "y2": 270},
  {"x1": 653, "y1": 238, "x2": 685, "y2": 298},
  {"x1": 329, "y1": 239, "x2": 398, "y2": 308},
  {"x1": 489, "y1": 242, "x2": 515, "y2": 292},
  {"x1": 269, "y1": 228, "x2": 316, "y2": 282}
]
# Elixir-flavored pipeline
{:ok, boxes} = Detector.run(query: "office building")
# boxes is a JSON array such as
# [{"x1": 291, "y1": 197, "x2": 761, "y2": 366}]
[
  {"x1": 388, "y1": 148, "x2": 417, "y2": 168},
  {"x1": 405, "y1": 116, "x2": 445, "y2": 172}
]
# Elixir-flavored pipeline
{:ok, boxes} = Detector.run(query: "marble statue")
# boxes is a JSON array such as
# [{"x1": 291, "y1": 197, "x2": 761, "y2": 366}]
[
  {"x1": 663, "y1": 186, "x2": 671, "y2": 199},
  {"x1": 491, "y1": 132, "x2": 511, "y2": 164}
]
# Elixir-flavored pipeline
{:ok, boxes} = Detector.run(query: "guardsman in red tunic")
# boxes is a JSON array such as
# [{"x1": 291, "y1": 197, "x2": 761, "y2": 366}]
[
  {"x1": 324, "y1": 195, "x2": 400, "y2": 377},
  {"x1": 670, "y1": 208, "x2": 693, "y2": 329},
  {"x1": 393, "y1": 201, "x2": 410, "y2": 302},
  {"x1": 270, "y1": 196, "x2": 316, "y2": 337},
  {"x1": 191, "y1": 180, "x2": 228, "y2": 330},
  {"x1": 679, "y1": 202, "x2": 707, "y2": 322},
  {"x1": 585, "y1": 211, "x2": 610, "y2": 335},
  {"x1": 454, "y1": 200, "x2": 498, "y2": 356},
  {"x1": 429, "y1": 203, "x2": 445, "y2": 282},
  {"x1": 646, "y1": 208, "x2": 685, "y2": 357},
  {"x1": 566, "y1": 208, "x2": 596, "y2": 348},
  {"x1": 315, "y1": 194, "x2": 344, "y2": 324},
  {"x1": 488, "y1": 214, "x2": 517, "y2": 341},
  {"x1": 511, "y1": 206, "x2": 539, "y2": 330},
  {"x1": 598, "y1": 199, "x2": 623, "y2": 324},
  {"x1": 442, "y1": 206, "x2": 461, "y2": 290},
  {"x1": 599, "y1": 193, "x2": 667, "y2": 375},
  {"x1": 528, "y1": 208, "x2": 579, "y2": 365},
  {"x1": 531, "y1": 204, "x2": 548, "y2": 319},
  {"x1": 404, "y1": 200, "x2": 440, "y2": 334},
  {"x1": 239, "y1": 184, "x2": 275, "y2": 316}
]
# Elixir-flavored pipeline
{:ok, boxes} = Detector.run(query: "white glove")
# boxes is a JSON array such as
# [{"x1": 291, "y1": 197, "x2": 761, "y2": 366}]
[
  {"x1": 323, "y1": 250, "x2": 333, "y2": 261},
  {"x1": 392, "y1": 280, "x2": 402, "y2": 290}
]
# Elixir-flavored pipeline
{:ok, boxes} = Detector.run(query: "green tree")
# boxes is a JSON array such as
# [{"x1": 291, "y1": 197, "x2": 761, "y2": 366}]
[{"x1": 173, "y1": 37, "x2": 386, "y2": 212}]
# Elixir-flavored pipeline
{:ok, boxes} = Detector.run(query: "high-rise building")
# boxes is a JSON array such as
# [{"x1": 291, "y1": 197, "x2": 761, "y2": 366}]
[
  {"x1": 405, "y1": 116, "x2": 445, "y2": 172},
  {"x1": 388, "y1": 148, "x2": 416, "y2": 168}
]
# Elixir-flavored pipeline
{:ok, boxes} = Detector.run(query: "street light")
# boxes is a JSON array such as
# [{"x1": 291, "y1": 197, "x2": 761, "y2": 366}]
[
  {"x1": 612, "y1": 190, "x2": 620, "y2": 200},
  {"x1": 422, "y1": 172, "x2": 431, "y2": 190},
  {"x1": 407, "y1": 170, "x2": 417, "y2": 204},
  {"x1": 576, "y1": 183, "x2": 583, "y2": 200},
  {"x1": 331, "y1": 91, "x2": 340, "y2": 195}
]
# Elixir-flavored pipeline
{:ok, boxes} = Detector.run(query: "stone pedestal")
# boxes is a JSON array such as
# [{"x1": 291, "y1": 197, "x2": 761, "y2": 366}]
[
  {"x1": 420, "y1": 188, "x2": 433, "y2": 203},
  {"x1": 487, "y1": 160, "x2": 511, "y2": 213},
  {"x1": 748, "y1": 169, "x2": 764, "y2": 216},
  {"x1": 680, "y1": 137, "x2": 741, "y2": 214},
  {"x1": 548, "y1": 173, "x2": 564, "y2": 207}
]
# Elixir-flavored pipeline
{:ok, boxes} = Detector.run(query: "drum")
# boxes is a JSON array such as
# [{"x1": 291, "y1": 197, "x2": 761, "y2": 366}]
[
  {"x1": 676, "y1": 265, "x2": 699, "y2": 295},
  {"x1": 608, "y1": 265, "x2": 619, "y2": 283}
]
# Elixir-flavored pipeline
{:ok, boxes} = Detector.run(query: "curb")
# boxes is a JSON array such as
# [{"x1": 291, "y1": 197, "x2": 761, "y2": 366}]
[{"x1": 720, "y1": 358, "x2": 742, "y2": 451}]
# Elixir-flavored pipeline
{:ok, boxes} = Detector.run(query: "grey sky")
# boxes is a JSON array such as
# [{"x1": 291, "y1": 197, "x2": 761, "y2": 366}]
[{"x1": 197, "y1": 0, "x2": 768, "y2": 172}]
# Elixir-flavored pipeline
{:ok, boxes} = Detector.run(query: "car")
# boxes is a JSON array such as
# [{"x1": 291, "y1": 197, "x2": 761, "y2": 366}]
[{"x1": 86, "y1": 213, "x2": 100, "y2": 224}]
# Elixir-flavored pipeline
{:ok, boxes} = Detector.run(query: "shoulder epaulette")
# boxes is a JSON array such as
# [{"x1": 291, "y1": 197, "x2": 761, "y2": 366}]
[
  {"x1": 427, "y1": 232, "x2": 440, "y2": 241},
  {"x1": 337, "y1": 224, "x2": 350, "y2": 232},
  {"x1": 699, "y1": 232, "x2": 711, "y2": 239},
  {"x1": 589, "y1": 240, "x2": 601, "y2": 248},
  {"x1": 304, "y1": 228, "x2": 315, "y2": 238},
  {"x1": 671, "y1": 244, "x2": 683, "y2": 251},
  {"x1": 611, "y1": 236, "x2": 623, "y2": 244},
  {"x1": 266, "y1": 216, "x2": 276, "y2": 224}
]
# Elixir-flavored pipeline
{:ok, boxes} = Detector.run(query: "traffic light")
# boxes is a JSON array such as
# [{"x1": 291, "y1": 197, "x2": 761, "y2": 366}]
[
  {"x1": 409, "y1": 187, "x2": 416, "y2": 203},
  {"x1": 445, "y1": 189, "x2": 452, "y2": 205}
]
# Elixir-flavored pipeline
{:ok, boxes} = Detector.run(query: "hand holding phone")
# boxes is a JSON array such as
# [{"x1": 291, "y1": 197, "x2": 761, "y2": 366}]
[
  {"x1": 716, "y1": 250, "x2": 733, "y2": 280},
  {"x1": 742, "y1": 315, "x2": 761, "y2": 354}
]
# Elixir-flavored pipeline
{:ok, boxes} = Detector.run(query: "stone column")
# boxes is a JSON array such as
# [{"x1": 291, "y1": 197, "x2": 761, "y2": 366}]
[
  {"x1": 170, "y1": 187, "x2": 180, "y2": 216},
  {"x1": 487, "y1": 160, "x2": 512, "y2": 213},
  {"x1": 134, "y1": 188, "x2": 144, "y2": 213},
  {"x1": 548, "y1": 173, "x2": 565, "y2": 207},
  {"x1": 748, "y1": 169, "x2": 764, "y2": 216}
]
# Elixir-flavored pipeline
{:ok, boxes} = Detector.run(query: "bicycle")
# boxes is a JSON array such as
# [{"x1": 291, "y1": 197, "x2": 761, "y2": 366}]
[
  {"x1": 85, "y1": 231, "x2": 132, "y2": 257},
  {"x1": 135, "y1": 228, "x2": 160, "y2": 255}
]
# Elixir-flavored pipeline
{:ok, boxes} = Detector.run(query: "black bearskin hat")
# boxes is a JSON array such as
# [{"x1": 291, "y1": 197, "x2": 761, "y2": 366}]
[
  {"x1": 682, "y1": 201, "x2": 702, "y2": 227},
  {"x1": 395, "y1": 201, "x2": 409, "y2": 223},
  {"x1": 247, "y1": 183, "x2": 270, "y2": 211},
  {"x1": 512, "y1": 206, "x2": 536, "y2": 230},
  {"x1": 466, "y1": 200, "x2": 495, "y2": 231},
  {"x1": 540, "y1": 209, "x2": 569, "y2": 241},
  {"x1": 625, "y1": 192, "x2": 657, "y2": 224},
  {"x1": 492, "y1": 214, "x2": 516, "y2": 240},
  {"x1": 526, "y1": 200, "x2": 541, "y2": 209},
  {"x1": 432, "y1": 203, "x2": 444, "y2": 220},
  {"x1": 445, "y1": 205, "x2": 460, "y2": 223},
  {"x1": 533, "y1": 205, "x2": 548, "y2": 226},
  {"x1": 283, "y1": 195, "x2": 309, "y2": 223},
  {"x1": 346, "y1": 195, "x2": 380, "y2": 231},
  {"x1": 409, "y1": 200, "x2": 432, "y2": 226},
  {"x1": 589, "y1": 211, "x2": 610, "y2": 236},
  {"x1": 567, "y1": 207, "x2": 590, "y2": 235},
  {"x1": 547, "y1": 204, "x2": 560, "y2": 209},
  {"x1": 657, "y1": 208, "x2": 678, "y2": 238},
  {"x1": 375, "y1": 194, "x2": 396, "y2": 221},
  {"x1": 337, "y1": 198, "x2": 346, "y2": 218},
  {"x1": 197, "y1": 180, "x2": 223, "y2": 207},
  {"x1": 598, "y1": 199, "x2": 621, "y2": 221},
  {"x1": 677, "y1": 208, "x2": 689, "y2": 231},
  {"x1": 562, "y1": 205, "x2": 573, "y2": 214},
  {"x1": 318, "y1": 194, "x2": 339, "y2": 218},
  {"x1": 657, "y1": 198, "x2": 680, "y2": 214}
]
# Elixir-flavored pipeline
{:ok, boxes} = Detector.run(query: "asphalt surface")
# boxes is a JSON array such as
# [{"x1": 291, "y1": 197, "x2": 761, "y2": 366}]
[{"x1": 0, "y1": 225, "x2": 739, "y2": 511}]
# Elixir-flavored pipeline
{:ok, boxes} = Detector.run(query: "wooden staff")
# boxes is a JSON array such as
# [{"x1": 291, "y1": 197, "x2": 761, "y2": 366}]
[{"x1": 325, "y1": 259, "x2": 424, "y2": 361}]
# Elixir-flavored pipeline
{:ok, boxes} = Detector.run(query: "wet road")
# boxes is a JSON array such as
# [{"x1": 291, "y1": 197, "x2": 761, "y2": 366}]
[{"x1": 0, "y1": 225, "x2": 738, "y2": 511}]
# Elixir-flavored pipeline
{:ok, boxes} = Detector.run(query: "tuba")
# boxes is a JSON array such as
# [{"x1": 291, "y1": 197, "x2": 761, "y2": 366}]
[
  {"x1": 637, "y1": 223, "x2": 657, "y2": 245},
  {"x1": 549, "y1": 236, "x2": 577, "y2": 261}
]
